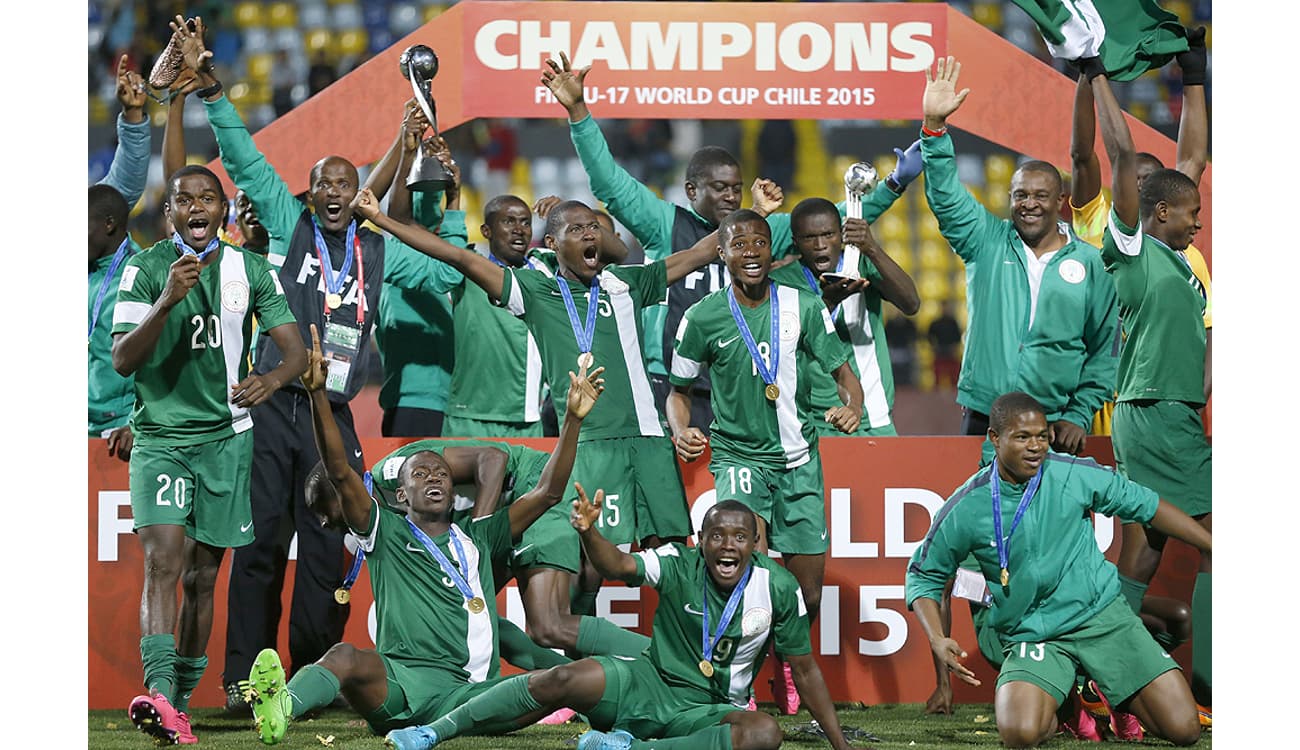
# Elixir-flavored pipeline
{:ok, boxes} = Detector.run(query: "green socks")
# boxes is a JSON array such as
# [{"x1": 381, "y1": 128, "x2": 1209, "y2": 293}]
[
  {"x1": 571, "y1": 585, "x2": 599, "y2": 618},
  {"x1": 172, "y1": 655, "x2": 207, "y2": 713},
  {"x1": 498, "y1": 618, "x2": 572, "y2": 670},
  {"x1": 140, "y1": 634, "x2": 178, "y2": 703},
  {"x1": 1191, "y1": 572, "x2": 1211, "y2": 704},
  {"x1": 630, "y1": 724, "x2": 733, "y2": 749},
  {"x1": 286, "y1": 664, "x2": 341, "y2": 720},
  {"x1": 576, "y1": 616, "x2": 651, "y2": 658},
  {"x1": 1118, "y1": 574, "x2": 1148, "y2": 615},
  {"x1": 429, "y1": 674, "x2": 541, "y2": 740}
]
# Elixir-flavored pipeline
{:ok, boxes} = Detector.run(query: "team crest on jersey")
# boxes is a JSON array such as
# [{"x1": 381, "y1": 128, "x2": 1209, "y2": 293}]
[
  {"x1": 1057, "y1": 259, "x2": 1086, "y2": 284},
  {"x1": 741, "y1": 607, "x2": 771, "y2": 636},
  {"x1": 780, "y1": 310, "x2": 800, "y2": 342},
  {"x1": 600, "y1": 271, "x2": 629, "y2": 295},
  {"x1": 222, "y1": 280, "x2": 250, "y2": 312}
]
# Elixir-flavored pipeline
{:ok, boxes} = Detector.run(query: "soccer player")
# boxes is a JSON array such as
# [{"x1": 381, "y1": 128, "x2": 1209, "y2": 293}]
[
  {"x1": 1086, "y1": 59, "x2": 1213, "y2": 716},
  {"x1": 352, "y1": 187, "x2": 723, "y2": 553},
  {"x1": 667, "y1": 209, "x2": 863, "y2": 713},
  {"x1": 771, "y1": 198, "x2": 920, "y2": 436},
  {"x1": 918, "y1": 56, "x2": 1119, "y2": 461},
  {"x1": 906, "y1": 392, "x2": 1210, "y2": 749},
  {"x1": 245, "y1": 326, "x2": 605, "y2": 744},
  {"x1": 384, "y1": 498, "x2": 863, "y2": 750},
  {"x1": 112, "y1": 164, "x2": 306, "y2": 745}
]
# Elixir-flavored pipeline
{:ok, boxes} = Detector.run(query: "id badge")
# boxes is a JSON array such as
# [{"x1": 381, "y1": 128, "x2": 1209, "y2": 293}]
[
  {"x1": 322, "y1": 320, "x2": 362, "y2": 394},
  {"x1": 952, "y1": 567, "x2": 994, "y2": 607}
]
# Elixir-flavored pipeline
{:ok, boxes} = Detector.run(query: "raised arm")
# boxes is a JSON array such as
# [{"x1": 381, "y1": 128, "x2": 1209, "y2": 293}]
[
  {"x1": 507, "y1": 364, "x2": 606, "y2": 539},
  {"x1": 1069, "y1": 75, "x2": 1103, "y2": 209},
  {"x1": 440, "y1": 446, "x2": 509, "y2": 519},
  {"x1": 663, "y1": 229, "x2": 722, "y2": 286},
  {"x1": 571, "y1": 484, "x2": 640, "y2": 583},
  {"x1": 353, "y1": 186, "x2": 506, "y2": 300},
  {"x1": 1175, "y1": 27, "x2": 1208, "y2": 186},
  {"x1": 365, "y1": 99, "x2": 426, "y2": 200},
  {"x1": 303, "y1": 324, "x2": 374, "y2": 533},
  {"x1": 843, "y1": 218, "x2": 919, "y2": 314},
  {"x1": 100, "y1": 55, "x2": 152, "y2": 207},
  {"x1": 1085, "y1": 63, "x2": 1138, "y2": 228}
]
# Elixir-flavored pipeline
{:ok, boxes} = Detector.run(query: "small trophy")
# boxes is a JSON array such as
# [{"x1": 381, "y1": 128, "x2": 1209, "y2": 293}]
[
  {"x1": 842, "y1": 161, "x2": 878, "y2": 261},
  {"x1": 399, "y1": 44, "x2": 455, "y2": 192}
]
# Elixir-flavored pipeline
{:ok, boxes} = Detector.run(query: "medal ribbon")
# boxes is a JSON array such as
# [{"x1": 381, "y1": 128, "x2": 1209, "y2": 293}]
[
  {"x1": 340, "y1": 471, "x2": 375, "y2": 593},
  {"x1": 405, "y1": 517, "x2": 479, "y2": 607},
  {"x1": 557, "y1": 274, "x2": 600, "y2": 358},
  {"x1": 990, "y1": 458, "x2": 1044, "y2": 586},
  {"x1": 726, "y1": 283, "x2": 780, "y2": 390},
  {"x1": 171, "y1": 232, "x2": 220, "y2": 262},
  {"x1": 702, "y1": 563, "x2": 753, "y2": 667},
  {"x1": 89, "y1": 236, "x2": 132, "y2": 342},
  {"x1": 489, "y1": 253, "x2": 538, "y2": 271},
  {"x1": 311, "y1": 218, "x2": 363, "y2": 322},
  {"x1": 800, "y1": 254, "x2": 846, "y2": 321}
]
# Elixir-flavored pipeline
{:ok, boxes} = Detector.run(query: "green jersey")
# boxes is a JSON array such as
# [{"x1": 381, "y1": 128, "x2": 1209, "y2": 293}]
[
  {"x1": 88, "y1": 237, "x2": 141, "y2": 435},
  {"x1": 769, "y1": 245, "x2": 896, "y2": 433},
  {"x1": 498, "y1": 262, "x2": 668, "y2": 441},
  {"x1": 905, "y1": 453, "x2": 1159, "y2": 644},
  {"x1": 111, "y1": 240, "x2": 296, "y2": 447},
  {"x1": 631, "y1": 543, "x2": 810, "y2": 707},
  {"x1": 354, "y1": 502, "x2": 512, "y2": 682},
  {"x1": 370, "y1": 438, "x2": 547, "y2": 508},
  {"x1": 670, "y1": 283, "x2": 852, "y2": 469},
  {"x1": 1100, "y1": 211, "x2": 1207, "y2": 405}
]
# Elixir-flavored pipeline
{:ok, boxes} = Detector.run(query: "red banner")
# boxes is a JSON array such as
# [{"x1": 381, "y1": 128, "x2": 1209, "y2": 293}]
[{"x1": 88, "y1": 436, "x2": 1200, "y2": 710}]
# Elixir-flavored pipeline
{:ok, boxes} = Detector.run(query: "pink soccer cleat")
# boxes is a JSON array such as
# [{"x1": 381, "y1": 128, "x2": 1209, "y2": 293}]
[
  {"x1": 1058, "y1": 688, "x2": 1102, "y2": 742},
  {"x1": 1086, "y1": 680, "x2": 1143, "y2": 741},
  {"x1": 771, "y1": 659, "x2": 801, "y2": 715},
  {"x1": 536, "y1": 707, "x2": 577, "y2": 725},
  {"x1": 129, "y1": 691, "x2": 198, "y2": 745}
]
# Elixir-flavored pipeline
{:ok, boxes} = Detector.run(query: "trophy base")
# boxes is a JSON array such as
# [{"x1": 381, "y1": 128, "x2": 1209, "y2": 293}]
[{"x1": 406, "y1": 177, "x2": 455, "y2": 193}]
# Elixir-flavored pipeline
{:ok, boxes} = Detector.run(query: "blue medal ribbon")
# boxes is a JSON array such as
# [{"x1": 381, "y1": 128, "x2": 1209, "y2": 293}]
[
  {"x1": 405, "y1": 517, "x2": 480, "y2": 608},
  {"x1": 800, "y1": 254, "x2": 846, "y2": 321},
  {"x1": 990, "y1": 458, "x2": 1044, "y2": 587},
  {"x1": 557, "y1": 274, "x2": 600, "y2": 358},
  {"x1": 726, "y1": 283, "x2": 780, "y2": 391},
  {"x1": 340, "y1": 471, "x2": 375, "y2": 594},
  {"x1": 89, "y1": 237, "x2": 132, "y2": 342},
  {"x1": 171, "y1": 231, "x2": 220, "y2": 262},
  {"x1": 489, "y1": 253, "x2": 538, "y2": 271},
  {"x1": 311, "y1": 218, "x2": 357, "y2": 298},
  {"x1": 702, "y1": 563, "x2": 753, "y2": 671}
]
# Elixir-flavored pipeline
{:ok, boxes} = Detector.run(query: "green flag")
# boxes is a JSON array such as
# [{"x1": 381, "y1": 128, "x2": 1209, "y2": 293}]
[{"x1": 1009, "y1": 0, "x2": 1190, "y2": 81}]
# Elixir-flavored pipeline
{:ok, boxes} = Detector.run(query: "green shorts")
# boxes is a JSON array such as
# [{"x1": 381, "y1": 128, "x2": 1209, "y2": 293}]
[
  {"x1": 586, "y1": 655, "x2": 737, "y2": 739},
  {"x1": 1112, "y1": 400, "x2": 1212, "y2": 517},
  {"x1": 710, "y1": 450, "x2": 828, "y2": 555},
  {"x1": 442, "y1": 415, "x2": 545, "y2": 439},
  {"x1": 568, "y1": 436, "x2": 692, "y2": 546},
  {"x1": 510, "y1": 501, "x2": 581, "y2": 575},
  {"x1": 129, "y1": 431, "x2": 254, "y2": 548},
  {"x1": 362, "y1": 655, "x2": 509, "y2": 735},
  {"x1": 813, "y1": 421, "x2": 897, "y2": 438},
  {"x1": 995, "y1": 596, "x2": 1180, "y2": 706}
]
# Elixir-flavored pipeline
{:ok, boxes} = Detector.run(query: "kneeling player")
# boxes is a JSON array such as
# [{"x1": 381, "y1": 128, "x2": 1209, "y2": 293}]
[
  {"x1": 244, "y1": 325, "x2": 604, "y2": 743},
  {"x1": 385, "y1": 498, "x2": 865, "y2": 750}
]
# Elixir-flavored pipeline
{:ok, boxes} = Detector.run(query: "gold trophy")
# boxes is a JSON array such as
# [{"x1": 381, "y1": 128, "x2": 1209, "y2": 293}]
[{"x1": 399, "y1": 44, "x2": 456, "y2": 192}]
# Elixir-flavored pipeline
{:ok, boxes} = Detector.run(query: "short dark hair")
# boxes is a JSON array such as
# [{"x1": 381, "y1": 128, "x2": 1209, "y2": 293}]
[
  {"x1": 989, "y1": 392, "x2": 1046, "y2": 434},
  {"x1": 718, "y1": 208, "x2": 770, "y2": 243},
  {"x1": 483, "y1": 194, "x2": 529, "y2": 225},
  {"x1": 703, "y1": 500, "x2": 758, "y2": 535},
  {"x1": 1135, "y1": 152, "x2": 1164, "y2": 172},
  {"x1": 790, "y1": 197, "x2": 839, "y2": 233},
  {"x1": 166, "y1": 165, "x2": 225, "y2": 203},
  {"x1": 88, "y1": 183, "x2": 129, "y2": 227},
  {"x1": 544, "y1": 200, "x2": 592, "y2": 239},
  {"x1": 1014, "y1": 160, "x2": 1064, "y2": 195},
  {"x1": 685, "y1": 146, "x2": 740, "y2": 185},
  {"x1": 1139, "y1": 168, "x2": 1198, "y2": 218}
]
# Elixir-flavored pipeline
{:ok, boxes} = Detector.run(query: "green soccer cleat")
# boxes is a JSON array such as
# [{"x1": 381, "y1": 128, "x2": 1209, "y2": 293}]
[{"x1": 248, "y1": 648, "x2": 292, "y2": 745}]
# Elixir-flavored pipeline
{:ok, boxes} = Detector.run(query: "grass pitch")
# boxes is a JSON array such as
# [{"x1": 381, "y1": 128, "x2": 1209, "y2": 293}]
[{"x1": 88, "y1": 703, "x2": 1211, "y2": 748}]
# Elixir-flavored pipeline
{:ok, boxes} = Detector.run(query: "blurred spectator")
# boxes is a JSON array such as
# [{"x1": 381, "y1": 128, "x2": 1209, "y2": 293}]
[
  {"x1": 625, "y1": 119, "x2": 675, "y2": 194},
  {"x1": 272, "y1": 49, "x2": 296, "y2": 118},
  {"x1": 473, "y1": 118, "x2": 518, "y2": 202},
  {"x1": 308, "y1": 52, "x2": 336, "y2": 96},
  {"x1": 928, "y1": 300, "x2": 963, "y2": 391},
  {"x1": 757, "y1": 119, "x2": 796, "y2": 191},
  {"x1": 884, "y1": 309, "x2": 918, "y2": 388}
]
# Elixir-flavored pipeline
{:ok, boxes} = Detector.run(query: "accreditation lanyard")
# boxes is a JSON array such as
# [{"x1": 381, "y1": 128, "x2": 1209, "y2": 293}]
[
  {"x1": 557, "y1": 274, "x2": 601, "y2": 361},
  {"x1": 335, "y1": 471, "x2": 374, "y2": 605},
  {"x1": 405, "y1": 517, "x2": 480, "y2": 609},
  {"x1": 800, "y1": 255, "x2": 845, "y2": 321},
  {"x1": 88, "y1": 237, "x2": 132, "y2": 343},
  {"x1": 311, "y1": 219, "x2": 365, "y2": 324},
  {"x1": 727, "y1": 283, "x2": 780, "y2": 400},
  {"x1": 990, "y1": 459, "x2": 1044, "y2": 587},
  {"x1": 701, "y1": 564, "x2": 753, "y2": 674}
]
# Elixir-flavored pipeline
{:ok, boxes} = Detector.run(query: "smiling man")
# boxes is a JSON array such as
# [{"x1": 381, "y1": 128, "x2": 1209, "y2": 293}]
[
  {"x1": 906, "y1": 392, "x2": 1210, "y2": 749},
  {"x1": 385, "y1": 499, "x2": 862, "y2": 750},
  {"x1": 917, "y1": 57, "x2": 1119, "y2": 463}
]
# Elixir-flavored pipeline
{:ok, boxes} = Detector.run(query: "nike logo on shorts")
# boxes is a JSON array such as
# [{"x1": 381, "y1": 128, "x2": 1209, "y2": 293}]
[
  {"x1": 240, "y1": 521, "x2": 254, "y2": 533},
  {"x1": 820, "y1": 530, "x2": 827, "y2": 541},
  {"x1": 354, "y1": 449, "x2": 363, "y2": 459},
  {"x1": 718, "y1": 335, "x2": 741, "y2": 348}
]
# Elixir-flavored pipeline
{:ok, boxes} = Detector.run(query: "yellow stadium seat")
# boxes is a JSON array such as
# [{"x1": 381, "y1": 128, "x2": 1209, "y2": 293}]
[
  {"x1": 1164, "y1": 1, "x2": 1192, "y2": 24},
  {"x1": 246, "y1": 52, "x2": 274, "y2": 83},
  {"x1": 916, "y1": 210, "x2": 943, "y2": 242},
  {"x1": 874, "y1": 212, "x2": 909, "y2": 244},
  {"x1": 336, "y1": 29, "x2": 368, "y2": 58},
  {"x1": 985, "y1": 154, "x2": 1016, "y2": 185},
  {"x1": 424, "y1": 3, "x2": 448, "y2": 23},
  {"x1": 266, "y1": 2, "x2": 298, "y2": 29},
  {"x1": 233, "y1": 1, "x2": 264, "y2": 29},
  {"x1": 918, "y1": 239, "x2": 950, "y2": 273},
  {"x1": 985, "y1": 182, "x2": 1010, "y2": 215},
  {"x1": 888, "y1": 245, "x2": 915, "y2": 275},
  {"x1": 227, "y1": 81, "x2": 254, "y2": 108},
  {"x1": 304, "y1": 28, "x2": 333, "y2": 58},
  {"x1": 972, "y1": 2, "x2": 1003, "y2": 30},
  {"x1": 89, "y1": 95, "x2": 110, "y2": 126},
  {"x1": 918, "y1": 271, "x2": 951, "y2": 302}
]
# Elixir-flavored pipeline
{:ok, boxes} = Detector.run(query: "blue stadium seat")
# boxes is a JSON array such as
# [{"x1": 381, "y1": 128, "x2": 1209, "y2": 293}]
[{"x1": 389, "y1": 2, "x2": 423, "y2": 36}]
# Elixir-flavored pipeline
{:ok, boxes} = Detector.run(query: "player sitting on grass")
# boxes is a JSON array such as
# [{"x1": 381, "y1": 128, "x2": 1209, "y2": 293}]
[
  {"x1": 384, "y1": 498, "x2": 868, "y2": 750},
  {"x1": 243, "y1": 324, "x2": 605, "y2": 744}
]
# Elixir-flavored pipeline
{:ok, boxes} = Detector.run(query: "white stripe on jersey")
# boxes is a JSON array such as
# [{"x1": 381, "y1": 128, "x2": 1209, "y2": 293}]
[
  {"x1": 524, "y1": 331, "x2": 543, "y2": 423},
  {"x1": 840, "y1": 247, "x2": 891, "y2": 430},
  {"x1": 774, "y1": 285, "x2": 810, "y2": 468},
  {"x1": 727, "y1": 565, "x2": 774, "y2": 707},
  {"x1": 636, "y1": 549, "x2": 662, "y2": 585},
  {"x1": 607, "y1": 273, "x2": 664, "y2": 437},
  {"x1": 113, "y1": 300, "x2": 151, "y2": 327},
  {"x1": 450, "y1": 523, "x2": 495, "y2": 682},
  {"x1": 671, "y1": 316, "x2": 702, "y2": 381},
  {"x1": 218, "y1": 247, "x2": 253, "y2": 434},
  {"x1": 505, "y1": 271, "x2": 527, "y2": 316},
  {"x1": 1109, "y1": 211, "x2": 1144, "y2": 257}
]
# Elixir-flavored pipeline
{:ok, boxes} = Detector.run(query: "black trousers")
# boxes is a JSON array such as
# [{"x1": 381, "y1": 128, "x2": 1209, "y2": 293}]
[
  {"x1": 222, "y1": 389, "x2": 363, "y2": 685},
  {"x1": 961, "y1": 407, "x2": 990, "y2": 436},
  {"x1": 649, "y1": 374, "x2": 715, "y2": 437},
  {"x1": 381, "y1": 406, "x2": 444, "y2": 438}
]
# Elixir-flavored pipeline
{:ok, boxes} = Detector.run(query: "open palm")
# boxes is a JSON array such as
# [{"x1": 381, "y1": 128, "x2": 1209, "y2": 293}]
[{"x1": 922, "y1": 56, "x2": 970, "y2": 121}]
